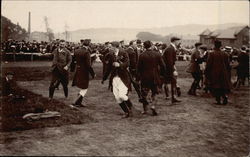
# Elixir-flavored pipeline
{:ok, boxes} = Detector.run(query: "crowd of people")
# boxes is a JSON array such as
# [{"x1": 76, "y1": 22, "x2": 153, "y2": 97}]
[{"x1": 46, "y1": 37, "x2": 249, "y2": 118}]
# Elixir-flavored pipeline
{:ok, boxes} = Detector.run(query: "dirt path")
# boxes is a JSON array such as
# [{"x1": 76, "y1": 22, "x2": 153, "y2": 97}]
[{"x1": 0, "y1": 78, "x2": 249, "y2": 156}]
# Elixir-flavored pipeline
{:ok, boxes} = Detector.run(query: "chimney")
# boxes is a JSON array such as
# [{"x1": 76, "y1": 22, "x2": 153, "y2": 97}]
[{"x1": 28, "y1": 12, "x2": 31, "y2": 40}]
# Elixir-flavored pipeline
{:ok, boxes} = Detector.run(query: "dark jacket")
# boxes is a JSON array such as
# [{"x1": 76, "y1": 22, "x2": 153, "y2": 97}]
[
  {"x1": 237, "y1": 52, "x2": 249, "y2": 77},
  {"x1": 72, "y1": 46, "x2": 95, "y2": 89},
  {"x1": 103, "y1": 49, "x2": 131, "y2": 91},
  {"x1": 51, "y1": 47, "x2": 72, "y2": 74},
  {"x1": 205, "y1": 49, "x2": 231, "y2": 90},
  {"x1": 186, "y1": 48, "x2": 202, "y2": 73},
  {"x1": 126, "y1": 46, "x2": 138, "y2": 76},
  {"x1": 137, "y1": 49, "x2": 166, "y2": 87},
  {"x1": 162, "y1": 44, "x2": 177, "y2": 81}
]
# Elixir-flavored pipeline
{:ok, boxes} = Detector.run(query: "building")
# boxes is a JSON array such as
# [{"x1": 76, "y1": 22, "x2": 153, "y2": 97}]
[{"x1": 199, "y1": 26, "x2": 249, "y2": 49}]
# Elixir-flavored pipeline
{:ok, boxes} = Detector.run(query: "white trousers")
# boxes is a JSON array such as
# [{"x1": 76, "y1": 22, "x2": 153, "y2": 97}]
[
  {"x1": 112, "y1": 76, "x2": 128, "y2": 103},
  {"x1": 79, "y1": 89, "x2": 88, "y2": 97}
]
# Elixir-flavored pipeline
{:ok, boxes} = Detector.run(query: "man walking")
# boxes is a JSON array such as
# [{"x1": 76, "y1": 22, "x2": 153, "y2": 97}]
[
  {"x1": 71, "y1": 39, "x2": 95, "y2": 107},
  {"x1": 162, "y1": 37, "x2": 181, "y2": 103},
  {"x1": 49, "y1": 40, "x2": 72, "y2": 100},
  {"x1": 137, "y1": 40, "x2": 166, "y2": 116},
  {"x1": 102, "y1": 41, "x2": 133, "y2": 118},
  {"x1": 205, "y1": 40, "x2": 231, "y2": 105},
  {"x1": 186, "y1": 42, "x2": 203, "y2": 96}
]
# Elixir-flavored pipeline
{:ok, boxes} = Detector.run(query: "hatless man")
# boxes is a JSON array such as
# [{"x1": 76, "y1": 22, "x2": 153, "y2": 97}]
[
  {"x1": 162, "y1": 37, "x2": 181, "y2": 103},
  {"x1": 102, "y1": 41, "x2": 133, "y2": 118},
  {"x1": 71, "y1": 39, "x2": 95, "y2": 107},
  {"x1": 137, "y1": 40, "x2": 166, "y2": 116},
  {"x1": 49, "y1": 40, "x2": 72, "y2": 100}
]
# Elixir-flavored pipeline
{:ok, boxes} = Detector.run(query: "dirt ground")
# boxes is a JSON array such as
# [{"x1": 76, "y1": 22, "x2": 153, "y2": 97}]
[{"x1": 0, "y1": 61, "x2": 249, "y2": 156}]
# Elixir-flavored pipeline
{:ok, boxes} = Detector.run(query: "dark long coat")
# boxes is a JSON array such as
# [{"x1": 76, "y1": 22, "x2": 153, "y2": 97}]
[
  {"x1": 72, "y1": 46, "x2": 95, "y2": 89},
  {"x1": 237, "y1": 52, "x2": 249, "y2": 78},
  {"x1": 102, "y1": 49, "x2": 131, "y2": 91},
  {"x1": 137, "y1": 49, "x2": 166, "y2": 87},
  {"x1": 162, "y1": 44, "x2": 177, "y2": 82},
  {"x1": 205, "y1": 49, "x2": 231, "y2": 90}
]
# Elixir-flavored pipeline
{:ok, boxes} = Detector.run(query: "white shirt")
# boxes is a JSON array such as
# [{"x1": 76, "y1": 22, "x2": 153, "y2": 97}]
[{"x1": 170, "y1": 43, "x2": 177, "y2": 51}]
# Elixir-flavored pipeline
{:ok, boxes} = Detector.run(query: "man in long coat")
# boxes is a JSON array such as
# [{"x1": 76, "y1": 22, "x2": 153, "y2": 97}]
[
  {"x1": 72, "y1": 39, "x2": 95, "y2": 107},
  {"x1": 49, "y1": 40, "x2": 72, "y2": 100},
  {"x1": 137, "y1": 40, "x2": 166, "y2": 116},
  {"x1": 205, "y1": 40, "x2": 231, "y2": 105},
  {"x1": 102, "y1": 41, "x2": 133, "y2": 118},
  {"x1": 162, "y1": 37, "x2": 181, "y2": 103}
]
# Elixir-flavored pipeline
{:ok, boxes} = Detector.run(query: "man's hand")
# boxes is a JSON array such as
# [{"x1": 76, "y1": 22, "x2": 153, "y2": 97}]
[
  {"x1": 64, "y1": 65, "x2": 69, "y2": 71},
  {"x1": 112, "y1": 62, "x2": 120, "y2": 67}
]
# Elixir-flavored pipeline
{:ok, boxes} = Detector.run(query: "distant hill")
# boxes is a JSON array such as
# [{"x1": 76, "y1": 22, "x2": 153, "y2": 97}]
[{"x1": 54, "y1": 23, "x2": 247, "y2": 43}]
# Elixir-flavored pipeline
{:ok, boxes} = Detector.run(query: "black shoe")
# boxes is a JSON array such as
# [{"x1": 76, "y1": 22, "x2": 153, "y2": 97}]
[
  {"x1": 176, "y1": 87, "x2": 181, "y2": 97},
  {"x1": 223, "y1": 96, "x2": 228, "y2": 105},
  {"x1": 151, "y1": 107, "x2": 158, "y2": 116},
  {"x1": 172, "y1": 98, "x2": 181, "y2": 103}
]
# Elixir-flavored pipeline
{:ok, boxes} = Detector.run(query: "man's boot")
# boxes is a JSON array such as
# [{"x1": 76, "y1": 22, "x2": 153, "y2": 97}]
[
  {"x1": 119, "y1": 102, "x2": 129, "y2": 118},
  {"x1": 150, "y1": 106, "x2": 158, "y2": 116},
  {"x1": 142, "y1": 102, "x2": 149, "y2": 114},
  {"x1": 125, "y1": 99, "x2": 133, "y2": 116},
  {"x1": 63, "y1": 86, "x2": 68, "y2": 98},
  {"x1": 222, "y1": 95, "x2": 228, "y2": 105},
  {"x1": 49, "y1": 86, "x2": 55, "y2": 100},
  {"x1": 215, "y1": 96, "x2": 221, "y2": 105},
  {"x1": 73, "y1": 95, "x2": 85, "y2": 107}
]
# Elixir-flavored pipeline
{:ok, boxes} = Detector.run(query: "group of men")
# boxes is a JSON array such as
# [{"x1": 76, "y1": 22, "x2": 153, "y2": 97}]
[{"x1": 48, "y1": 37, "x2": 249, "y2": 118}]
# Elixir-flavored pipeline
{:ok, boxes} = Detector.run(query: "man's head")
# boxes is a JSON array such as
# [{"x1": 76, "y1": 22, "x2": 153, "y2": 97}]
[
  {"x1": 170, "y1": 37, "x2": 181, "y2": 46},
  {"x1": 81, "y1": 39, "x2": 91, "y2": 46},
  {"x1": 214, "y1": 40, "x2": 222, "y2": 49},
  {"x1": 195, "y1": 42, "x2": 202, "y2": 49},
  {"x1": 59, "y1": 40, "x2": 66, "y2": 48},
  {"x1": 143, "y1": 40, "x2": 152, "y2": 49},
  {"x1": 129, "y1": 40, "x2": 136, "y2": 49},
  {"x1": 5, "y1": 72, "x2": 14, "y2": 80}
]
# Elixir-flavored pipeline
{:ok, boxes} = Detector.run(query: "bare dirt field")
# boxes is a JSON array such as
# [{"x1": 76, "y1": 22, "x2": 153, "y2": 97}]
[{"x1": 0, "y1": 61, "x2": 249, "y2": 156}]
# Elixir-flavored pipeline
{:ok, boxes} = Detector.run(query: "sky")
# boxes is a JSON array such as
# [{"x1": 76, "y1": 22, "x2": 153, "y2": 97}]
[{"x1": 2, "y1": 0, "x2": 249, "y2": 33}]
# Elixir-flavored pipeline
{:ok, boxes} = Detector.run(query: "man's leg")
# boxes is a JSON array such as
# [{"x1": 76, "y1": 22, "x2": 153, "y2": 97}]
[
  {"x1": 49, "y1": 70, "x2": 60, "y2": 99},
  {"x1": 73, "y1": 89, "x2": 88, "y2": 107},
  {"x1": 61, "y1": 73, "x2": 69, "y2": 98},
  {"x1": 140, "y1": 85, "x2": 150, "y2": 114},
  {"x1": 171, "y1": 77, "x2": 181, "y2": 103},
  {"x1": 113, "y1": 77, "x2": 130, "y2": 118}
]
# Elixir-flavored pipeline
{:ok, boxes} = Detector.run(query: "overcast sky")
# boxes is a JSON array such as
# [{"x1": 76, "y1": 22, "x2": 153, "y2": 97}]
[{"x1": 2, "y1": 0, "x2": 249, "y2": 33}]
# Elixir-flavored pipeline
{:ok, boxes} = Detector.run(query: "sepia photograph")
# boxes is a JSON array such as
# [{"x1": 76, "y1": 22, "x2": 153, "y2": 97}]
[{"x1": 0, "y1": 0, "x2": 249, "y2": 156}]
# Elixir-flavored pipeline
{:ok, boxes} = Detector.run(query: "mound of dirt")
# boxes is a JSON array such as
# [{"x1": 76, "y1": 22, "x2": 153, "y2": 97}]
[{"x1": 0, "y1": 82, "x2": 93, "y2": 132}]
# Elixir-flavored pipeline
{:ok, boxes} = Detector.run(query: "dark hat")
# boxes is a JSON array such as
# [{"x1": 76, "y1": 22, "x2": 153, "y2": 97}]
[
  {"x1": 200, "y1": 45, "x2": 207, "y2": 51},
  {"x1": 136, "y1": 39, "x2": 142, "y2": 44},
  {"x1": 195, "y1": 42, "x2": 202, "y2": 47},
  {"x1": 129, "y1": 40, "x2": 135, "y2": 46},
  {"x1": 241, "y1": 46, "x2": 247, "y2": 52},
  {"x1": 5, "y1": 72, "x2": 14, "y2": 76},
  {"x1": 171, "y1": 37, "x2": 180, "y2": 42},
  {"x1": 143, "y1": 40, "x2": 152, "y2": 49},
  {"x1": 214, "y1": 40, "x2": 222, "y2": 49},
  {"x1": 120, "y1": 40, "x2": 124, "y2": 43},
  {"x1": 80, "y1": 39, "x2": 84, "y2": 43},
  {"x1": 59, "y1": 39, "x2": 65, "y2": 42},
  {"x1": 111, "y1": 41, "x2": 120, "y2": 48}
]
